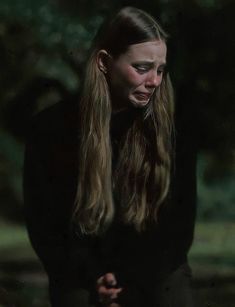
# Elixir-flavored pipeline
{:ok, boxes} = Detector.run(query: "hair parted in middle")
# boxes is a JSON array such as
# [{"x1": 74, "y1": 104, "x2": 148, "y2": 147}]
[{"x1": 72, "y1": 6, "x2": 175, "y2": 235}]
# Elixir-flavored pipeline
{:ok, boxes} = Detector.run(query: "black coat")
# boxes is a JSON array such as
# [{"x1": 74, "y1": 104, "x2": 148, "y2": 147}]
[{"x1": 23, "y1": 100, "x2": 197, "y2": 307}]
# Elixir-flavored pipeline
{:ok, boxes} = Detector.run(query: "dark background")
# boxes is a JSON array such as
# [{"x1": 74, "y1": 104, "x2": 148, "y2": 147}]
[{"x1": 0, "y1": 0, "x2": 234, "y2": 306}]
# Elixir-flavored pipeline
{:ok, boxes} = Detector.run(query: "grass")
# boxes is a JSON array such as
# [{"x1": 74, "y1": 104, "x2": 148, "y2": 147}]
[
  {"x1": 0, "y1": 220, "x2": 36, "y2": 261},
  {"x1": 189, "y1": 221, "x2": 235, "y2": 278},
  {"x1": 0, "y1": 220, "x2": 234, "y2": 306},
  {"x1": 189, "y1": 222, "x2": 235, "y2": 307}
]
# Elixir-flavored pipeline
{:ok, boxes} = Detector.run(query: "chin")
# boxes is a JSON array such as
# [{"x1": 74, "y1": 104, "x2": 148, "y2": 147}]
[{"x1": 129, "y1": 98, "x2": 150, "y2": 108}]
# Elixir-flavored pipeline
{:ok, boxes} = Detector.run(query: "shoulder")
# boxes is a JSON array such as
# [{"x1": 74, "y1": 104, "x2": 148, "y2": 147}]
[
  {"x1": 26, "y1": 99, "x2": 79, "y2": 146},
  {"x1": 24, "y1": 99, "x2": 80, "y2": 184}
]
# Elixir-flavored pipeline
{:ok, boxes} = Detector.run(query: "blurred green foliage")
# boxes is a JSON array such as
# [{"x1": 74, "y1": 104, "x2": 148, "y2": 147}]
[
  {"x1": 189, "y1": 221, "x2": 235, "y2": 271},
  {"x1": 0, "y1": 2, "x2": 234, "y2": 306},
  {"x1": 0, "y1": 0, "x2": 234, "y2": 222},
  {"x1": 197, "y1": 153, "x2": 235, "y2": 220}
]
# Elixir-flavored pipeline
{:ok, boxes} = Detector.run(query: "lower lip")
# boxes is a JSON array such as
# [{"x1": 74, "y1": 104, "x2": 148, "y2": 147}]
[{"x1": 134, "y1": 93, "x2": 151, "y2": 100}]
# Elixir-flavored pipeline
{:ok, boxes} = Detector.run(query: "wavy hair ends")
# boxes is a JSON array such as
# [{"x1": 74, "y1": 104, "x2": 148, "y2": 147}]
[
  {"x1": 72, "y1": 51, "x2": 114, "y2": 235},
  {"x1": 72, "y1": 7, "x2": 174, "y2": 234},
  {"x1": 114, "y1": 73, "x2": 174, "y2": 231}
]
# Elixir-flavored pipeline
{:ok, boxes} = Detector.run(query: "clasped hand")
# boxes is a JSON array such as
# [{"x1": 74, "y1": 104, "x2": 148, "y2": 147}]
[{"x1": 96, "y1": 272, "x2": 123, "y2": 307}]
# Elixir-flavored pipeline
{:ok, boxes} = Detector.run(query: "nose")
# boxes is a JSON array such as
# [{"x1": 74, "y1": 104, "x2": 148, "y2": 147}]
[{"x1": 146, "y1": 70, "x2": 161, "y2": 88}]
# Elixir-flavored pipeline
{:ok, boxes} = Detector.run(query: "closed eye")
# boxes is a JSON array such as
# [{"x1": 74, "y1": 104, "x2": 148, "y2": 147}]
[
  {"x1": 134, "y1": 65, "x2": 150, "y2": 73},
  {"x1": 133, "y1": 63, "x2": 167, "y2": 75}
]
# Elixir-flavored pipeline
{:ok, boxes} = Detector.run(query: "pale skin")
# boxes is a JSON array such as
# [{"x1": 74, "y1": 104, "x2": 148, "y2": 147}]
[
  {"x1": 96, "y1": 272, "x2": 122, "y2": 307},
  {"x1": 96, "y1": 39, "x2": 167, "y2": 306},
  {"x1": 97, "y1": 39, "x2": 167, "y2": 112}
]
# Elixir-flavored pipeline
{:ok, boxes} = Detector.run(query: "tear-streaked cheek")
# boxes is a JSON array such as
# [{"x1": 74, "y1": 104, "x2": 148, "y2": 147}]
[{"x1": 125, "y1": 70, "x2": 145, "y2": 89}]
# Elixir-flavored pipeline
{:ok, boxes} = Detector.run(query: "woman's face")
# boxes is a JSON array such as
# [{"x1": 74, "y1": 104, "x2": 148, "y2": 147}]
[{"x1": 107, "y1": 39, "x2": 167, "y2": 109}]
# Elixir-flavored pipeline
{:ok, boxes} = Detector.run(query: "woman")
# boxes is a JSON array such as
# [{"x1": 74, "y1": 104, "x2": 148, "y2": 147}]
[{"x1": 24, "y1": 7, "x2": 196, "y2": 307}]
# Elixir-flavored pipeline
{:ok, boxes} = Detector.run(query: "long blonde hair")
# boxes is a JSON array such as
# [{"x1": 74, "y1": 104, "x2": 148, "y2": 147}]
[{"x1": 73, "y1": 7, "x2": 174, "y2": 234}]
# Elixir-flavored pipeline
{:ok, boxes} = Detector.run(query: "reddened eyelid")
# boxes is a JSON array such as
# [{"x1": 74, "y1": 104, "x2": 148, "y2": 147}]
[
  {"x1": 135, "y1": 64, "x2": 148, "y2": 68},
  {"x1": 134, "y1": 65, "x2": 149, "y2": 73}
]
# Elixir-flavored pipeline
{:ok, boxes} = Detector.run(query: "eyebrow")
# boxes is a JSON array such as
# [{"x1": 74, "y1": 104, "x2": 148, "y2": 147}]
[{"x1": 132, "y1": 61, "x2": 167, "y2": 67}]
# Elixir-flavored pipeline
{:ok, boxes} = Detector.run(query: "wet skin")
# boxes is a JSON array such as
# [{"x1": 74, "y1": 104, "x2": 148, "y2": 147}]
[{"x1": 107, "y1": 39, "x2": 167, "y2": 110}]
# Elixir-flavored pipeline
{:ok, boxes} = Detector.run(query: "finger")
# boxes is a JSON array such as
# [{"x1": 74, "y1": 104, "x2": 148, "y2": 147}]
[
  {"x1": 97, "y1": 275, "x2": 105, "y2": 286},
  {"x1": 110, "y1": 288, "x2": 123, "y2": 299},
  {"x1": 97, "y1": 273, "x2": 116, "y2": 287},
  {"x1": 98, "y1": 286, "x2": 122, "y2": 298},
  {"x1": 115, "y1": 288, "x2": 122, "y2": 294},
  {"x1": 104, "y1": 273, "x2": 117, "y2": 286},
  {"x1": 98, "y1": 286, "x2": 116, "y2": 296}
]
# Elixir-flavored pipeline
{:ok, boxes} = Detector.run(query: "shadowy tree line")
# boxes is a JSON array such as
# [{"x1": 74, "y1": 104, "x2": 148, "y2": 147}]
[{"x1": 0, "y1": 0, "x2": 234, "y2": 222}]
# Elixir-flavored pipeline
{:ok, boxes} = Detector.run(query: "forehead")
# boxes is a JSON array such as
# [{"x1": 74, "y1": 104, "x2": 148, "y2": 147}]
[{"x1": 124, "y1": 40, "x2": 167, "y2": 63}]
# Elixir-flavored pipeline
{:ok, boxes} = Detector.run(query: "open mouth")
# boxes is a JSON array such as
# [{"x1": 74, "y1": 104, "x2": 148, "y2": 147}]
[{"x1": 134, "y1": 92, "x2": 151, "y2": 100}]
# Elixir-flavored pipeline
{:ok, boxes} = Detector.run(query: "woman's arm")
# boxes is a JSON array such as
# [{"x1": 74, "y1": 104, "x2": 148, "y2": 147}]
[{"x1": 23, "y1": 103, "x2": 104, "y2": 306}]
